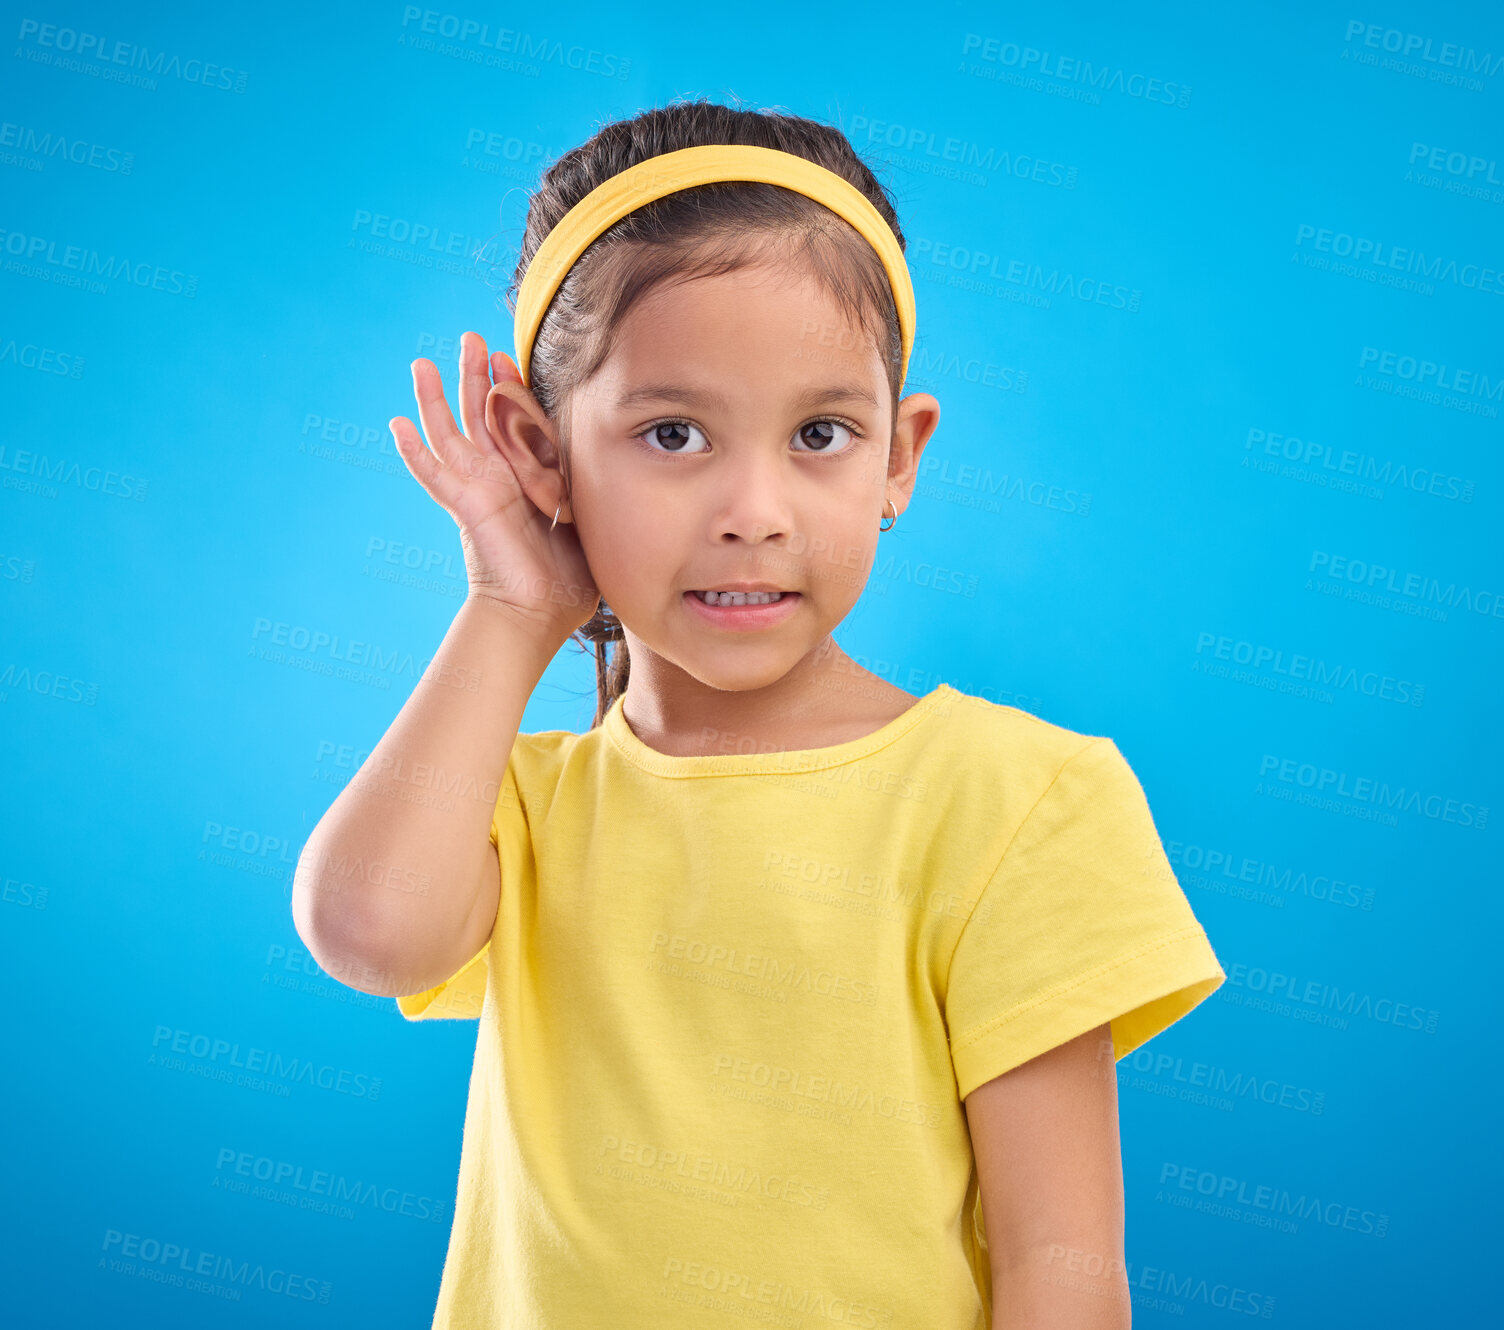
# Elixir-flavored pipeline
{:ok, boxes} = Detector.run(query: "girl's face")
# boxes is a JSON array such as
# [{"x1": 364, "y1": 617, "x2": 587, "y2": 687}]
[{"x1": 563, "y1": 258, "x2": 939, "y2": 695}]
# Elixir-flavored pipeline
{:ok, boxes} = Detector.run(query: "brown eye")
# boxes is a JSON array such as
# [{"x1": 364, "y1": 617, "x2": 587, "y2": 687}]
[
  {"x1": 639, "y1": 420, "x2": 709, "y2": 454},
  {"x1": 793, "y1": 420, "x2": 857, "y2": 454}
]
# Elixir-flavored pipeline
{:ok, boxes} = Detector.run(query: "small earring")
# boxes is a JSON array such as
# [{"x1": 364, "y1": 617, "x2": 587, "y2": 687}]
[
  {"x1": 550, "y1": 504, "x2": 561, "y2": 532},
  {"x1": 879, "y1": 498, "x2": 898, "y2": 533}
]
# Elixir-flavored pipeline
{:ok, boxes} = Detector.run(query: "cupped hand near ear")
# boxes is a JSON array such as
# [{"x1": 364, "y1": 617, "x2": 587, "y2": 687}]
[{"x1": 390, "y1": 331, "x2": 600, "y2": 643}]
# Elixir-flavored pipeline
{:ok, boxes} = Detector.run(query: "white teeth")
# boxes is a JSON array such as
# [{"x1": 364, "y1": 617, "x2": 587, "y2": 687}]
[{"x1": 694, "y1": 590, "x2": 786, "y2": 606}]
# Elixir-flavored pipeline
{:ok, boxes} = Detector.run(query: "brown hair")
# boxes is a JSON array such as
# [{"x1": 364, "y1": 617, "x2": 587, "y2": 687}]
[{"x1": 502, "y1": 95, "x2": 909, "y2": 728}]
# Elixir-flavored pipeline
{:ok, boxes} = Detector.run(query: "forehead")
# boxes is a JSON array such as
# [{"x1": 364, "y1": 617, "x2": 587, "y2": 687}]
[{"x1": 579, "y1": 260, "x2": 887, "y2": 409}]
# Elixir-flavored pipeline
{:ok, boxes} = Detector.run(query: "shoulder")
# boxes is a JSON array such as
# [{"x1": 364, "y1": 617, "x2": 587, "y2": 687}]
[
  {"x1": 504, "y1": 725, "x2": 594, "y2": 812},
  {"x1": 512, "y1": 726, "x2": 586, "y2": 761},
  {"x1": 927, "y1": 684, "x2": 1112, "y2": 784},
  {"x1": 880, "y1": 686, "x2": 1131, "y2": 847},
  {"x1": 936, "y1": 689, "x2": 1173, "y2": 846}
]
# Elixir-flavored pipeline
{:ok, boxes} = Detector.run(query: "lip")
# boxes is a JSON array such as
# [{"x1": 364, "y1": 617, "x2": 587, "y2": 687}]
[
  {"x1": 683, "y1": 589, "x2": 801, "y2": 631},
  {"x1": 690, "y1": 582, "x2": 789, "y2": 594}
]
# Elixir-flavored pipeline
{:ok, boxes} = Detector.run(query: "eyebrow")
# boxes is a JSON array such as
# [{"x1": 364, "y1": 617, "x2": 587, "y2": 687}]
[{"x1": 612, "y1": 382, "x2": 881, "y2": 413}]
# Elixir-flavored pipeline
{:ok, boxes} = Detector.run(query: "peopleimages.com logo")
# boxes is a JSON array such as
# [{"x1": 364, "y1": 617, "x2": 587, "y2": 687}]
[{"x1": 1257, "y1": 752, "x2": 1487, "y2": 830}]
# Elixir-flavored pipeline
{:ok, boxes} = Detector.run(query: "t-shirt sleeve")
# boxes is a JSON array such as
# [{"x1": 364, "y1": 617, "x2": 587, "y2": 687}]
[
  {"x1": 944, "y1": 736, "x2": 1225, "y2": 1100},
  {"x1": 395, "y1": 751, "x2": 525, "y2": 1022}
]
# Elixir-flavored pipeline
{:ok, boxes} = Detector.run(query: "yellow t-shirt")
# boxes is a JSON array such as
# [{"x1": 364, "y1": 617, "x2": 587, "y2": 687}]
[{"x1": 397, "y1": 682, "x2": 1225, "y2": 1329}]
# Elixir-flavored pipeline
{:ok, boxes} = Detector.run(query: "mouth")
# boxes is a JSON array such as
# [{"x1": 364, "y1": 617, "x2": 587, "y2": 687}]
[
  {"x1": 682, "y1": 587, "x2": 801, "y2": 629},
  {"x1": 687, "y1": 589, "x2": 791, "y2": 606}
]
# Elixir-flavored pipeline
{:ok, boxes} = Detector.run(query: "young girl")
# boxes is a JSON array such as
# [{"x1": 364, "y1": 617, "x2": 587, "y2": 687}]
[{"x1": 293, "y1": 98, "x2": 1225, "y2": 1330}]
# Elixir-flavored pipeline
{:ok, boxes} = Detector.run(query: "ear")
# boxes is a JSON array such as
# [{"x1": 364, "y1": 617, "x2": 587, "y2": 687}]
[
  {"x1": 484, "y1": 373, "x2": 575, "y2": 524},
  {"x1": 885, "y1": 391, "x2": 941, "y2": 517}
]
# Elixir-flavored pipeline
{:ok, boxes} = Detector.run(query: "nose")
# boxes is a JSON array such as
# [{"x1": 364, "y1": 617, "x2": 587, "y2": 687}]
[{"x1": 710, "y1": 454, "x2": 796, "y2": 544}]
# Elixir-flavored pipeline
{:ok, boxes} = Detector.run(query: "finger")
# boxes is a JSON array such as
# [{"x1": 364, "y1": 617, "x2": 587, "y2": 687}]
[
  {"x1": 492, "y1": 350, "x2": 522, "y2": 384},
  {"x1": 390, "y1": 415, "x2": 462, "y2": 512},
  {"x1": 458, "y1": 331, "x2": 493, "y2": 448},
  {"x1": 410, "y1": 359, "x2": 475, "y2": 476}
]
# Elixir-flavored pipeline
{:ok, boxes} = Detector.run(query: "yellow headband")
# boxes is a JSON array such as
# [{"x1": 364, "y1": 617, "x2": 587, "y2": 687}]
[{"x1": 512, "y1": 143, "x2": 916, "y2": 390}]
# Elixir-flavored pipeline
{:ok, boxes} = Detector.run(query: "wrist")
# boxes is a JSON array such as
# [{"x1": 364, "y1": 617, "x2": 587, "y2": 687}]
[{"x1": 459, "y1": 591, "x2": 576, "y2": 660}]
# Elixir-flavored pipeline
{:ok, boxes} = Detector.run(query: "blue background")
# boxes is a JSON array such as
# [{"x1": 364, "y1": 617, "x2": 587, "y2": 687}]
[{"x1": 4, "y1": 1, "x2": 1499, "y2": 1325}]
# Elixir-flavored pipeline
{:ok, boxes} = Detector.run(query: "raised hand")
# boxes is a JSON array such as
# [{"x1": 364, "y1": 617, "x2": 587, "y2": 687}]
[{"x1": 390, "y1": 332, "x2": 600, "y2": 642}]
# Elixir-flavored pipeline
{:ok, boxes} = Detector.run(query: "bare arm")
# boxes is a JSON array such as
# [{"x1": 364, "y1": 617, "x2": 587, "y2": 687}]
[
  {"x1": 964, "y1": 1024, "x2": 1133, "y2": 1329},
  {"x1": 290, "y1": 332, "x2": 597, "y2": 1000},
  {"x1": 291, "y1": 595, "x2": 560, "y2": 998}
]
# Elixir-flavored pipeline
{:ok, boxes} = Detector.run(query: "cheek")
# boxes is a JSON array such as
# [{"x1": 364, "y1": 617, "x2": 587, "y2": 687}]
[
  {"x1": 571, "y1": 480, "x2": 681, "y2": 596},
  {"x1": 809, "y1": 518, "x2": 879, "y2": 602}
]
